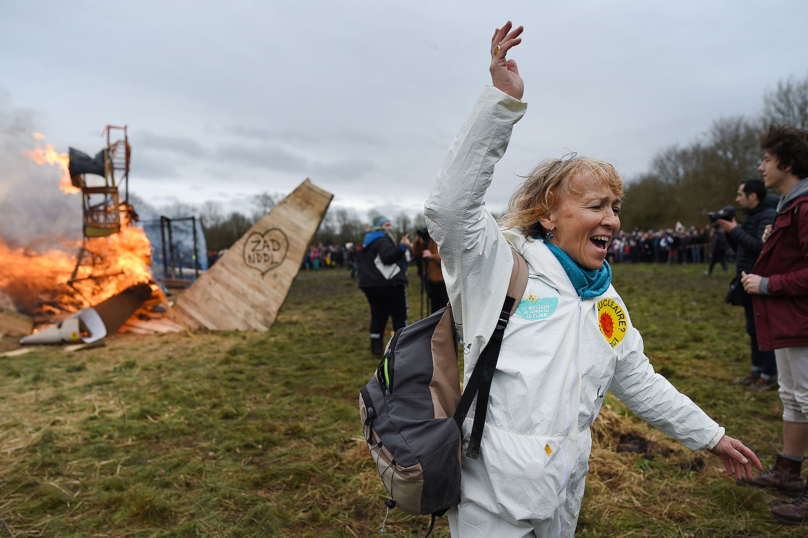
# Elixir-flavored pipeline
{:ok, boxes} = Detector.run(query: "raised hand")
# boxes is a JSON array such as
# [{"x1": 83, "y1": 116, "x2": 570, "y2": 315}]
[{"x1": 490, "y1": 21, "x2": 524, "y2": 100}]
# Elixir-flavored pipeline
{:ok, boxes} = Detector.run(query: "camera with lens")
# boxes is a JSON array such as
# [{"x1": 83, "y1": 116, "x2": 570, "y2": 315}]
[
  {"x1": 708, "y1": 205, "x2": 736, "y2": 224},
  {"x1": 416, "y1": 227, "x2": 430, "y2": 244}
]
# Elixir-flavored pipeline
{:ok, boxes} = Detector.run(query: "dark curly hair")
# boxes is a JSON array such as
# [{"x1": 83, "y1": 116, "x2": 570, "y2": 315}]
[{"x1": 760, "y1": 125, "x2": 808, "y2": 179}]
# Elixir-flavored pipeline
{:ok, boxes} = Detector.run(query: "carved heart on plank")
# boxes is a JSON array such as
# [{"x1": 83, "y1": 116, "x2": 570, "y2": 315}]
[{"x1": 242, "y1": 228, "x2": 289, "y2": 276}]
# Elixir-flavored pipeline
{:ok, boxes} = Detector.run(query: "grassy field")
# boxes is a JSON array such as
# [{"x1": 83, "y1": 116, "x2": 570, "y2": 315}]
[{"x1": 0, "y1": 263, "x2": 802, "y2": 537}]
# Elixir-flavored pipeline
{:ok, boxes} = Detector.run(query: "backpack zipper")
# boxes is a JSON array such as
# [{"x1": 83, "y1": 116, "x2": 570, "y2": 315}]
[
  {"x1": 377, "y1": 328, "x2": 403, "y2": 395},
  {"x1": 376, "y1": 358, "x2": 389, "y2": 395}
]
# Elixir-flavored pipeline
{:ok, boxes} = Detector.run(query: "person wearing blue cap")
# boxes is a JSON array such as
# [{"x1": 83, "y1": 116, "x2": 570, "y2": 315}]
[{"x1": 359, "y1": 216, "x2": 411, "y2": 357}]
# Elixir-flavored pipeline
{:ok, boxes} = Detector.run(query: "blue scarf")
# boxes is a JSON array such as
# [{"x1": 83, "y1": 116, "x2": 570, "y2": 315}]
[{"x1": 542, "y1": 240, "x2": 612, "y2": 299}]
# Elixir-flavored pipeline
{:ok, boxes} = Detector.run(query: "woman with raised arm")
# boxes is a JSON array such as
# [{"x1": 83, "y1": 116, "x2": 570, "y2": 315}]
[{"x1": 424, "y1": 22, "x2": 762, "y2": 537}]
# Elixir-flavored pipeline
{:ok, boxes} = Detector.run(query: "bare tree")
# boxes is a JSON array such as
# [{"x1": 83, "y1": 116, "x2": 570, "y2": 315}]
[
  {"x1": 394, "y1": 212, "x2": 411, "y2": 240},
  {"x1": 763, "y1": 74, "x2": 808, "y2": 129},
  {"x1": 700, "y1": 115, "x2": 761, "y2": 203},
  {"x1": 649, "y1": 144, "x2": 695, "y2": 222},
  {"x1": 413, "y1": 212, "x2": 427, "y2": 232},
  {"x1": 334, "y1": 208, "x2": 365, "y2": 245},
  {"x1": 199, "y1": 201, "x2": 223, "y2": 228},
  {"x1": 623, "y1": 109, "x2": 769, "y2": 231},
  {"x1": 251, "y1": 191, "x2": 280, "y2": 220},
  {"x1": 162, "y1": 201, "x2": 197, "y2": 219},
  {"x1": 621, "y1": 173, "x2": 675, "y2": 231}
]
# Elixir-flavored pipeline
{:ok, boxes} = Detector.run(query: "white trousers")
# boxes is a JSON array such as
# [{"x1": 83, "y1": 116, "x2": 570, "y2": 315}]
[{"x1": 776, "y1": 346, "x2": 808, "y2": 423}]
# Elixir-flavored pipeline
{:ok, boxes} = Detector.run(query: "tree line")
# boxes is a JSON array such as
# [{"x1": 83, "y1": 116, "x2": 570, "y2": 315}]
[{"x1": 621, "y1": 73, "x2": 808, "y2": 231}]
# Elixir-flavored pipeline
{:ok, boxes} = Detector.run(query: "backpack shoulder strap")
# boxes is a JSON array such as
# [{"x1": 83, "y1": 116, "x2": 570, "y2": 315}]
[
  {"x1": 453, "y1": 248, "x2": 529, "y2": 459},
  {"x1": 507, "y1": 249, "x2": 529, "y2": 316}
]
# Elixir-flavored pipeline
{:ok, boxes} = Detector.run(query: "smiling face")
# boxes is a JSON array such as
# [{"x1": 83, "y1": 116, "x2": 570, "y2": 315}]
[{"x1": 540, "y1": 173, "x2": 621, "y2": 270}]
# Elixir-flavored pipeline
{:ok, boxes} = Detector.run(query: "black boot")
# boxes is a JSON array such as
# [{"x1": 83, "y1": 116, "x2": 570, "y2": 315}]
[{"x1": 371, "y1": 339, "x2": 384, "y2": 359}]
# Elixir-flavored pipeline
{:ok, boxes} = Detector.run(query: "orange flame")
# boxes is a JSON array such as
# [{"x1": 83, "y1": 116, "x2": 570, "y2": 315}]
[
  {"x1": 74, "y1": 214, "x2": 154, "y2": 293},
  {"x1": 22, "y1": 133, "x2": 78, "y2": 194},
  {"x1": 4, "y1": 132, "x2": 155, "y2": 319},
  {"x1": 0, "y1": 239, "x2": 83, "y2": 315},
  {"x1": 0, "y1": 217, "x2": 154, "y2": 317}
]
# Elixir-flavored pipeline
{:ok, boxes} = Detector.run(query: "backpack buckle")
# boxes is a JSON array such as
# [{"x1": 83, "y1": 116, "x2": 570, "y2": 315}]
[{"x1": 496, "y1": 310, "x2": 510, "y2": 330}]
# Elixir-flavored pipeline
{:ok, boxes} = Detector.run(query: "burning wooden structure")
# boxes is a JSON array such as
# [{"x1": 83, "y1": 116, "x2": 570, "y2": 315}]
[
  {"x1": 3, "y1": 131, "x2": 332, "y2": 345},
  {"x1": 0, "y1": 128, "x2": 176, "y2": 342},
  {"x1": 66, "y1": 126, "x2": 144, "y2": 294}
]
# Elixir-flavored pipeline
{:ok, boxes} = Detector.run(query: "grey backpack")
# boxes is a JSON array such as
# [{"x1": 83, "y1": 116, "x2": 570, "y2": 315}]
[{"x1": 359, "y1": 250, "x2": 528, "y2": 535}]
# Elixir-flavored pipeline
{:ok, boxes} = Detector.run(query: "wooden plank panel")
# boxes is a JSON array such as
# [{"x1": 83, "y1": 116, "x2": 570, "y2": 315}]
[
  {"x1": 172, "y1": 179, "x2": 333, "y2": 331},
  {"x1": 92, "y1": 284, "x2": 153, "y2": 335},
  {"x1": 119, "y1": 318, "x2": 183, "y2": 334}
]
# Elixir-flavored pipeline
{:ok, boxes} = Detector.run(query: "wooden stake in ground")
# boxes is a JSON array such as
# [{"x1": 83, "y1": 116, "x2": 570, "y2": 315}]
[{"x1": 172, "y1": 179, "x2": 333, "y2": 331}]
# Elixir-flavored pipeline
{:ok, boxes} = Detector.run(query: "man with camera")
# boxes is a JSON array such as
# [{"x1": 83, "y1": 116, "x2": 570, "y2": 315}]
[
  {"x1": 411, "y1": 227, "x2": 449, "y2": 316},
  {"x1": 716, "y1": 180, "x2": 778, "y2": 391},
  {"x1": 739, "y1": 125, "x2": 808, "y2": 524}
]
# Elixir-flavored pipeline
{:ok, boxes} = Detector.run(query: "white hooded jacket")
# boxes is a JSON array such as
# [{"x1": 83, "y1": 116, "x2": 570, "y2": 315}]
[{"x1": 424, "y1": 86, "x2": 724, "y2": 537}]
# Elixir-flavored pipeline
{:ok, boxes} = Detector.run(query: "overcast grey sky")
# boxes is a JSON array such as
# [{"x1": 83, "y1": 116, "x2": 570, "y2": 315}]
[{"x1": 2, "y1": 1, "x2": 807, "y2": 221}]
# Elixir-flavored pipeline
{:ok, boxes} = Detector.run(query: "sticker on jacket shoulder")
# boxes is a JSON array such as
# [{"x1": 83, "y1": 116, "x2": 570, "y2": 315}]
[
  {"x1": 515, "y1": 279, "x2": 559, "y2": 321},
  {"x1": 597, "y1": 298, "x2": 627, "y2": 348}
]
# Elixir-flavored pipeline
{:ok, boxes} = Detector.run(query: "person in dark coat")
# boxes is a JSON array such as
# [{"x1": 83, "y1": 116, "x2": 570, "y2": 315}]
[
  {"x1": 718, "y1": 181, "x2": 778, "y2": 390},
  {"x1": 740, "y1": 125, "x2": 808, "y2": 524},
  {"x1": 359, "y1": 216, "x2": 411, "y2": 357},
  {"x1": 345, "y1": 243, "x2": 358, "y2": 278},
  {"x1": 706, "y1": 226, "x2": 729, "y2": 275}
]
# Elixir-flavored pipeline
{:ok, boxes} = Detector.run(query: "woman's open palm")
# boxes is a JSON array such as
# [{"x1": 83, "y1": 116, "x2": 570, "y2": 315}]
[{"x1": 490, "y1": 22, "x2": 524, "y2": 100}]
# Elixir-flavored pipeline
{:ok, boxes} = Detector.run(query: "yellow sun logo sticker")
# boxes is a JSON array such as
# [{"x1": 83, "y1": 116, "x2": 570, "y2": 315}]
[{"x1": 597, "y1": 298, "x2": 627, "y2": 348}]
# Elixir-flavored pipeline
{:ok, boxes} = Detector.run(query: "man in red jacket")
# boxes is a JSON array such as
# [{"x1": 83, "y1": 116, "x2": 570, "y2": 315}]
[{"x1": 740, "y1": 125, "x2": 808, "y2": 525}]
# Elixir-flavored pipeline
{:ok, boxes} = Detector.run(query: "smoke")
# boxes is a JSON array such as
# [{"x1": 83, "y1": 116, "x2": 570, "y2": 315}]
[{"x1": 0, "y1": 91, "x2": 81, "y2": 249}]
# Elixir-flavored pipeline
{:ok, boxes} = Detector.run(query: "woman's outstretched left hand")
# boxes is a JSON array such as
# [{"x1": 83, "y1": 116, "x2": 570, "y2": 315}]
[
  {"x1": 490, "y1": 21, "x2": 524, "y2": 100},
  {"x1": 708, "y1": 435, "x2": 763, "y2": 480}
]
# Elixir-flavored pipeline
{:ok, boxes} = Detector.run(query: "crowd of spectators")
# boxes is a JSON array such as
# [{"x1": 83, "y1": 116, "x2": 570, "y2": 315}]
[
  {"x1": 302, "y1": 223, "x2": 733, "y2": 277},
  {"x1": 302, "y1": 243, "x2": 361, "y2": 277},
  {"x1": 606, "y1": 225, "x2": 720, "y2": 267}
]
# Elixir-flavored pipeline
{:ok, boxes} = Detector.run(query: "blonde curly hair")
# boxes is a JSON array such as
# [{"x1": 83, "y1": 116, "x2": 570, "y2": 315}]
[{"x1": 499, "y1": 156, "x2": 624, "y2": 238}]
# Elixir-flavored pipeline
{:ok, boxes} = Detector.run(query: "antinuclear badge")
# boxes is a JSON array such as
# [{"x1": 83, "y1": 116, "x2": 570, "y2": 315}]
[{"x1": 515, "y1": 279, "x2": 559, "y2": 321}]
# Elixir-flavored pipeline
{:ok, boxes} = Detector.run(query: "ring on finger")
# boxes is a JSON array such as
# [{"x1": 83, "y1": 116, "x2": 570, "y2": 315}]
[{"x1": 493, "y1": 45, "x2": 500, "y2": 55}]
